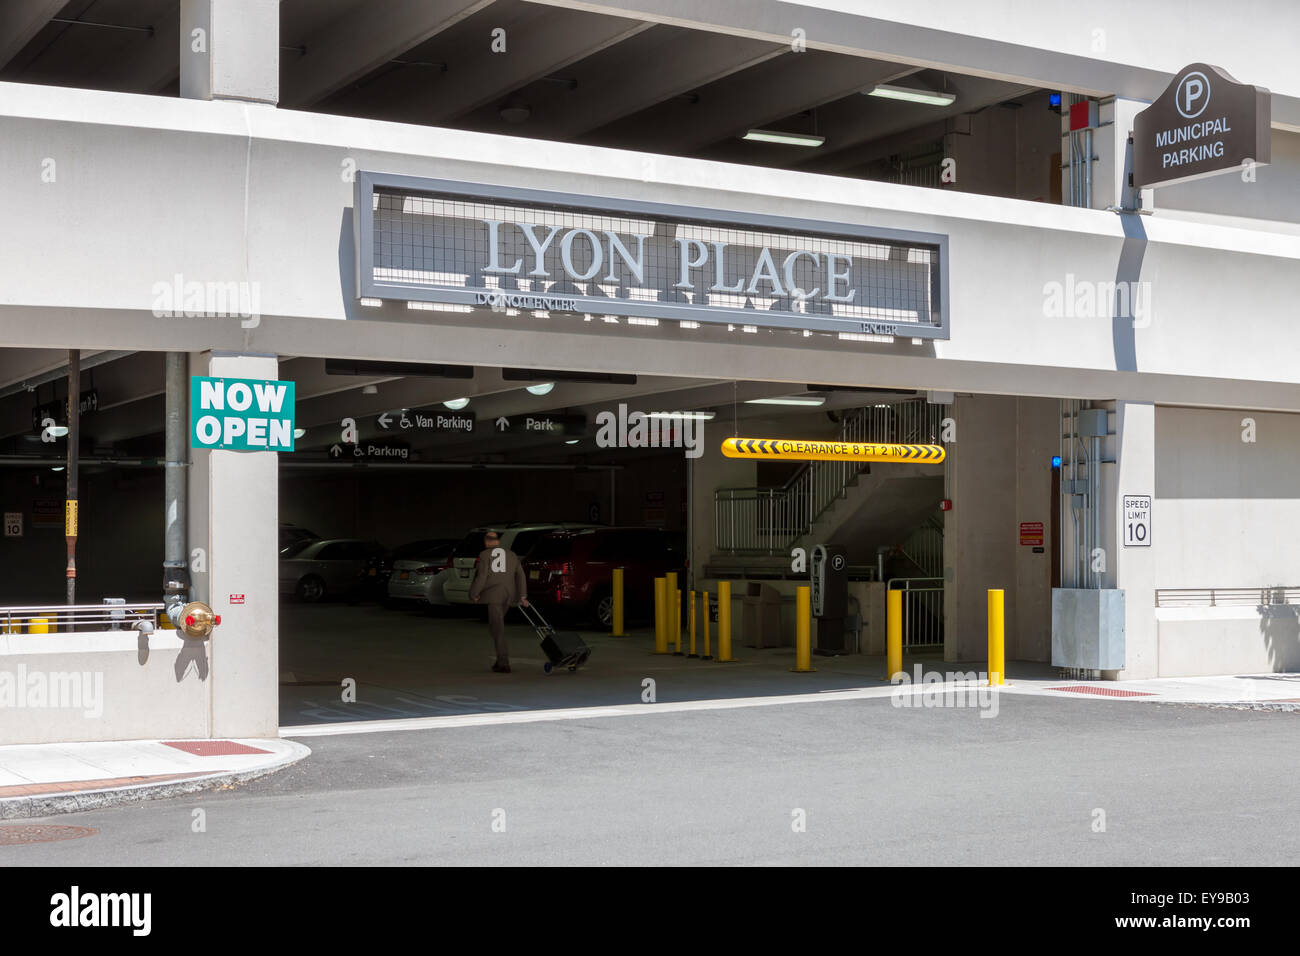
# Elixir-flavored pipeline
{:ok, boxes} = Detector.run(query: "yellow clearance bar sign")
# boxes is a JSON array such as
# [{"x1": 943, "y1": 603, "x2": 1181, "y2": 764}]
[{"x1": 722, "y1": 438, "x2": 946, "y2": 463}]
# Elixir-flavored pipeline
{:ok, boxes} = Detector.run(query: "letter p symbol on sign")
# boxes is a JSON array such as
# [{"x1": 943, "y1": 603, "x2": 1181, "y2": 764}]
[{"x1": 1177, "y1": 72, "x2": 1209, "y2": 118}]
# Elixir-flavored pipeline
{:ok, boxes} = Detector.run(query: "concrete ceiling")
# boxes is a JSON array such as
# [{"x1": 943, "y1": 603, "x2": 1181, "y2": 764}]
[{"x1": 0, "y1": 0, "x2": 1037, "y2": 176}]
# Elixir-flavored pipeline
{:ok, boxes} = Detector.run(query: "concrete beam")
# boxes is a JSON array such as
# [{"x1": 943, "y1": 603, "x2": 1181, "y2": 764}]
[
  {"x1": 423, "y1": 8, "x2": 652, "y2": 124},
  {"x1": 180, "y1": 0, "x2": 280, "y2": 104},
  {"x1": 0, "y1": 0, "x2": 64, "y2": 71},
  {"x1": 281, "y1": 0, "x2": 494, "y2": 108},
  {"x1": 533, "y1": 28, "x2": 785, "y2": 139}
]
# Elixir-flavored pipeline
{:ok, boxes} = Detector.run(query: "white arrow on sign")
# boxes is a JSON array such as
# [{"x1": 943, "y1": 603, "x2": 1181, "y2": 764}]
[
  {"x1": 330, "y1": 444, "x2": 342, "y2": 458},
  {"x1": 377, "y1": 412, "x2": 392, "y2": 429},
  {"x1": 495, "y1": 416, "x2": 510, "y2": 431}
]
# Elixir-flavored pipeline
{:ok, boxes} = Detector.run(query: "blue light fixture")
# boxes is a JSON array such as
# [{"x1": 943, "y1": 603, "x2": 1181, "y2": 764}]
[{"x1": 1051, "y1": 455, "x2": 1062, "y2": 468}]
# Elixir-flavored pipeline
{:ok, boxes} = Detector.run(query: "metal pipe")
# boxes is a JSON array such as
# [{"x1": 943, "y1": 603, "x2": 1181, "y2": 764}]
[
  {"x1": 65, "y1": 350, "x2": 80, "y2": 606},
  {"x1": 163, "y1": 353, "x2": 189, "y2": 626},
  {"x1": 1085, "y1": 127, "x2": 1094, "y2": 209}
]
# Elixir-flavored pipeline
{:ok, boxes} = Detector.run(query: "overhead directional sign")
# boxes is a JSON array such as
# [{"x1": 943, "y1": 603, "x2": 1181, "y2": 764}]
[
  {"x1": 493, "y1": 414, "x2": 585, "y2": 436},
  {"x1": 330, "y1": 441, "x2": 410, "y2": 461},
  {"x1": 377, "y1": 409, "x2": 475, "y2": 433},
  {"x1": 191, "y1": 376, "x2": 295, "y2": 452},
  {"x1": 722, "y1": 437, "x2": 945, "y2": 463}
]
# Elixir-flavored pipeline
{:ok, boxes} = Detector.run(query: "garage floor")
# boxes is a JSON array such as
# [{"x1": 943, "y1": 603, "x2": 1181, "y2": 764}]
[{"x1": 278, "y1": 601, "x2": 1044, "y2": 726}]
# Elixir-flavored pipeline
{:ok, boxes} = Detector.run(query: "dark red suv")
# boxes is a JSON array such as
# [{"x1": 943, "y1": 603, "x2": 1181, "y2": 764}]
[{"x1": 523, "y1": 527, "x2": 686, "y2": 628}]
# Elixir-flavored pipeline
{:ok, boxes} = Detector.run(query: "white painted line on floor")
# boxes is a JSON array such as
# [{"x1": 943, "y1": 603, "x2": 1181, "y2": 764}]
[{"x1": 280, "y1": 681, "x2": 998, "y2": 737}]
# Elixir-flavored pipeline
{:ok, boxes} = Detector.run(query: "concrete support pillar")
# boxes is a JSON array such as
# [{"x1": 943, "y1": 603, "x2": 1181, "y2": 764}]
[
  {"x1": 1095, "y1": 97, "x2": 1156, "y2": 212},
  {"x1": 1108, "y1": 401, "x2": 1157, "y2": 679},
  {"x1": 180, "y1": 0, "x2": 280, "y2": 105},
  {"x1": 206, "y1": 352, "x2": 280, "y2": 737}
]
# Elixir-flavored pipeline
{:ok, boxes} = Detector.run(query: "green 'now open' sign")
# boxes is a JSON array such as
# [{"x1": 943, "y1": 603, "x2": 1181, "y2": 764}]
[{"x1": 191, "y1": 376, "x2": 295, "y2": 451}]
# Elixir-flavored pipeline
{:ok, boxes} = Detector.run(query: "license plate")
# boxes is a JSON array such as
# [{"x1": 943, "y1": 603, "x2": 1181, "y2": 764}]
[
  {"x1": 529, "y1": 570, "x2": 539, "y2": 580},
  {"x1": 399, "y1": 571, "x2": 410, "y2": 580}
]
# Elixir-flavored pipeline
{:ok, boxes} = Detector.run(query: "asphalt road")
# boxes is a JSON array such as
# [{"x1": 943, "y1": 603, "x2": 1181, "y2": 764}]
[{"x1": 5, "y1": 693, "x2": 1299, "y2": 866}]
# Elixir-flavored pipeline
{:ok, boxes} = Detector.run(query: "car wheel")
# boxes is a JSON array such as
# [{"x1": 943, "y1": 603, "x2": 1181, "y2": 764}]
[
  {"x1": 592, "y1": 590, "x2": 615, "y2": 630},
  {"x1": 296, "y1": 575, "x2": 326, "y2": 603}
]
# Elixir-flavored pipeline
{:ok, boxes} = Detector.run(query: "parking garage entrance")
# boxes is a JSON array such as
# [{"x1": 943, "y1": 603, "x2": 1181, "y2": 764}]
[{"x1": 272, "y1": 358, "x2": 1061, "y2": 729}]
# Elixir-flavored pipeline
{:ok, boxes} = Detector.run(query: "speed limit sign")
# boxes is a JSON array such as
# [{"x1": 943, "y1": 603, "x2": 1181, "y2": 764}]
[
  {"x1": 3, "y1": 512, "x2": 22, "y2": 537},
  {"x1": 1123, "y1": 495, "x2": 1152, "y2": 547}
]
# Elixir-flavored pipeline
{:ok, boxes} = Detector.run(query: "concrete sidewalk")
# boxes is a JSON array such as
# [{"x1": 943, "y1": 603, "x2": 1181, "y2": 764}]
[{"x1": 0, "y1": 737, "x2": 310, "y2": 819}]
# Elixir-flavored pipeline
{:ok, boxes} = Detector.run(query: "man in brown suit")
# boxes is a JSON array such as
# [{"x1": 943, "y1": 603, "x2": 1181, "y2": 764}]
[{"x1": 469, "y1": 529, "x2": 529, "y2": 673}]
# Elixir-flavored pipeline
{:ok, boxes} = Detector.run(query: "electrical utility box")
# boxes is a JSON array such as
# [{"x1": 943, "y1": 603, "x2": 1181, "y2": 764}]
[{"x1": 811, "y1": 544, "x2": 849, "y2": 654}]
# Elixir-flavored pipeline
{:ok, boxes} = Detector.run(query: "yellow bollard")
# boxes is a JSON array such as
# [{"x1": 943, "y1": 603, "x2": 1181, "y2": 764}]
[
  {"x1": 988, "y1": 589, "x2": 1005, "y2": 686},
  {"x1": 702, "y1": 591, "x2": 713, "y2": 660},
  {"x1": 611, "y1": 567, "x2": 626, "y2": 636},
  {"x1": 653, "y1": 576, "x2": 668, "y2": 654},
  {"x1": 27, "y1": 617, "x2": 50, "y2": 634},
  {"x1": 717, "y1": 580, "x2": 736, "y2": 662},
  {"x1": 792, "y1": 585, "x2": 814, "y2": 672},
  {"x1": 688, "y1": 591, "x2": 698, "y2": 657},
  {"x1": 886, "y1": 589, "x2": 903, "y2": 680}
]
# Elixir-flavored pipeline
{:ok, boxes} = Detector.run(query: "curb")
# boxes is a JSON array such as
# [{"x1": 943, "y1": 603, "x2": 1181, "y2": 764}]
[{"x1": 0, "y1": 740, "x2": 312, "y2": 820}]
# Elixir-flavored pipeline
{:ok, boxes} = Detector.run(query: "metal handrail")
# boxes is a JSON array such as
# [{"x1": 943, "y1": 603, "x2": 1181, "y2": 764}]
[
  {"x1": 0, "y1": 603, "x2": 164, "y2": 633},
  {"x1": 887, "y1": 577, "x2": 945, "y2": 648},
  {"x1": 1155, "y1": 588, "x2": 1300, "y2": 608}
]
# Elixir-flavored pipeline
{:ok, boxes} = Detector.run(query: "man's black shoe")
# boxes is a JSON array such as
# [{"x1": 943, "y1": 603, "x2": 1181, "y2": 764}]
[{"x1": 491, "y1": 662, "x2": 511, "y2": 673}]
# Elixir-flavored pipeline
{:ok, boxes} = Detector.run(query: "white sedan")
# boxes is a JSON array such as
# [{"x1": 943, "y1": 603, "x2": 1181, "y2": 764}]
[{"x1": 386, "y1": 540, "x2": 458, "y2": 607}]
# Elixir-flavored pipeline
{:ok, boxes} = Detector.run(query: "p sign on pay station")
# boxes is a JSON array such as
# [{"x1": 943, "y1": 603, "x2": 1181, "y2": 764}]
[{"x1": 191, "y1": 376, "x2": 295, "y2": 451}]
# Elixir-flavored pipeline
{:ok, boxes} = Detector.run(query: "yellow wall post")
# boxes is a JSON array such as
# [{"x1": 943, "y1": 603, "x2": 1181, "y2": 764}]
[
  {"x1": 886, "y1": 589, "x2": 903, "y2": 680},
  {"x1": 688, "y1": 591, "x2": 698, "y2": 657},
  {"x1": 793, "y1": 585, "x2": 813, "y2": 672},
  {"x1": 611, "y1": 567, "x2": 626, "y2": 636},
  {"x1": 653, "y1": 576, "x2": 667, "y2": 654},
  {"x1": 988, "y1": 589, "x2": 1006, "y2": 685},
  {"x1": 717, "y1": 580, "x2": 735, "y2": 661},
  {"x1": 702, "y1": 591, "x2": 712, "y2": 659},
  {"x1": 28, "y1": 617, "x2": 50, "y2": 634}
]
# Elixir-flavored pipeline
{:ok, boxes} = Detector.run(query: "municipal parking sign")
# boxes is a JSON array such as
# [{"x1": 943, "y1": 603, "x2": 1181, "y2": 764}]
[
  {"x1": 191, "y1": 376, "x2": 295, "y2": 452},
  {"x1": 1123, "y1": 495, "x2": 1152, "y2": 547}
]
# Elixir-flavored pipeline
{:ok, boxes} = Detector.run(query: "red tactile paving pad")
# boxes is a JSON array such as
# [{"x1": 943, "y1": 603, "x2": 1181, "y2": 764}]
[
  {"x1": 1046, "y1": 685, "x2": 1155, "y2": 698},
  {"x1": 162, "y1": 740, "x2": 271, "y2": 757}
]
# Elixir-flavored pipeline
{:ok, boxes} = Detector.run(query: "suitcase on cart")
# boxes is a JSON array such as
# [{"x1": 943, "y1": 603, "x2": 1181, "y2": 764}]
[{"x1": 519, "y1": 603, "x2": 590, "y2": 674}]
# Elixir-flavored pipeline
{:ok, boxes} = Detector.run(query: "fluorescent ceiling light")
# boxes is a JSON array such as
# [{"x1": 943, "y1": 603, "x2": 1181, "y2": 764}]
[
  {"x1": 525, "y1": 382, "x2": 555, "y2": 396},
  {"x1": 45, "y1": 425, "x2": 70, "y2": 437},
  {"x1": 565, "y1": 439, "x2": 581, "y2": 445},
  {"x1": 742, "y1": 129, "x2": 825, "y2": 147},
  {"x1": 443, "y1": 397, "x2": 470, "y2": 410},
  {"x1": 646, "y1": 411, "x2": 716, "y2": 421},
  {"x1": 745, "y1": 396, "x2": 827, "y2": 407},
  {"x1": 867, "y1": 84, "x2": 956, "y2": 107},
  {"x1": 293, "y1": 428, "x2": 306, "y2": 439},
  {"x1": 51, "y1": 466, "x2": 64, "y2": 472},
  {"x1": 362, "y1": 384, "x2": 379, "y2": 395}
]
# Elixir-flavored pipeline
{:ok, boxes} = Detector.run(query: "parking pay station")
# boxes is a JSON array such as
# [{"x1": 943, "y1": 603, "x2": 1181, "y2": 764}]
[{"x1": 810, "y1": 544, "x2": 849, "y2": 655}]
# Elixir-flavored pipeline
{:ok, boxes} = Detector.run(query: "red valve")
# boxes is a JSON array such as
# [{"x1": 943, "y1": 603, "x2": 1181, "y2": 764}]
[
  {"x1": 185, "y1": 615, "x2": 195, "y2": 626},
  {"x1": 213, "y1": 615, "x2": 222, "y2": 625}
]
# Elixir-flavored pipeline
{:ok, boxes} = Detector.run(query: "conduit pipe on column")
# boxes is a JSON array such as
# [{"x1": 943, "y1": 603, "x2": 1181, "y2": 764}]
[{"x1": 163, "y1": 353, "x2": 189, "y2": 627}]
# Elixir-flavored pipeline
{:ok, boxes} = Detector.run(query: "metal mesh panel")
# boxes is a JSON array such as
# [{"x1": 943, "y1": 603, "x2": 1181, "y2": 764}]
[{"x1": 365, "y1": 183, "x2": 944, "y2": 335}]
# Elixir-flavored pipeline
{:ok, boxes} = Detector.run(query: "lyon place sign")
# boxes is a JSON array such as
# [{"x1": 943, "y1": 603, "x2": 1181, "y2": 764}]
[
  {"x1": 1132, "y1": 63, "x2": 1271, "y2": 189},
  {"x1": 355, "y1": 174, "x2": 949, "y2": 339}
]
